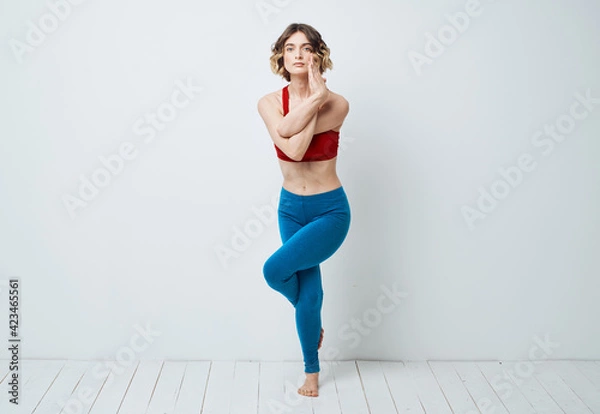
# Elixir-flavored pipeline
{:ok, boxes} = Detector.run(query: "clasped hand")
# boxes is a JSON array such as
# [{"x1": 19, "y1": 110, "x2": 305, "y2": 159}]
[{"x1": 307, "y1": 53, "x2": 329, "y2": 107}]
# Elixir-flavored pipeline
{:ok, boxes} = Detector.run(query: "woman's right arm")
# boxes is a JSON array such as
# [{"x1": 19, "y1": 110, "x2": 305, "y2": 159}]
[
  {"x1": 257, "y1": 94, "x2": 318, "y2": 162},
  {"x1": 276, "y1": 55, "x2": 329, "y2": 138}
]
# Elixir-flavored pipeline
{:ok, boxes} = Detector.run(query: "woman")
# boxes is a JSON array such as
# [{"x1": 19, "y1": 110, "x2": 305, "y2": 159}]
[{"x1": 257, "y1": 23, "x2": 351, "y2": 397}]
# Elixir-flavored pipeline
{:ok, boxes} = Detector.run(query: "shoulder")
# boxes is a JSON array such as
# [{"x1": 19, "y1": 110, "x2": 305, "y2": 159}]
[
  {"x1": 325, "y1": 90, "x2": 349, "y2": 113},
  {"x1": 257, "y1": 88, "x2": 285, "y2": 120}
]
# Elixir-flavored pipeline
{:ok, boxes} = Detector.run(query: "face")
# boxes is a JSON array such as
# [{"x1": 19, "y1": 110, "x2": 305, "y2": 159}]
[{"x1": 283, "y1": 31, "x2": 316, "y2": 77}]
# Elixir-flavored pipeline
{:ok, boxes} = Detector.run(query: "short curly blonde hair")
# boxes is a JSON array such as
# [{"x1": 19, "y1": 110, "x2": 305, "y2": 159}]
[{"x1": 270, "y1": 23, "x2": 333, "y2": 82}]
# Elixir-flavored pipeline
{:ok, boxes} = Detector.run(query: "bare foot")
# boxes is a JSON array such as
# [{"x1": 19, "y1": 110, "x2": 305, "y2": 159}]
[
  {"x1": 318, "y1": 328, "x2": 324, "y2": 350},
  {"x1": 298, "y1": 372, "x2": 319, "y2": 397}
]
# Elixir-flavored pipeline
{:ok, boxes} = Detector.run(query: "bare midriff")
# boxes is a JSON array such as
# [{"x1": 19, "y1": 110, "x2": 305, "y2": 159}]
[{"x1": 279, "y1": 157, "x2": 342, "y2": 195}]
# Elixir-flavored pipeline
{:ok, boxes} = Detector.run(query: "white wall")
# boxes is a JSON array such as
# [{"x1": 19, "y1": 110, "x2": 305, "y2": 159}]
[{"x1": 1, "y1": 0, "x2": 599, "y2": 362}]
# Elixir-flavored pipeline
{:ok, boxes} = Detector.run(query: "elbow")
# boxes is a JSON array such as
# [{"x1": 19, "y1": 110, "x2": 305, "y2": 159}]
[
  {"x1": 277, "y1": 140, "x2": 304, "y2": 161},
  {"x1": 287, "y1": 150, "x2": 304, "y2": 162},
  {"x1": 285, "y1": 146, "x2": 305, "y2": 161},
  {"x1": 276, "y1": 124, "x2": 291, "y2": 138}
]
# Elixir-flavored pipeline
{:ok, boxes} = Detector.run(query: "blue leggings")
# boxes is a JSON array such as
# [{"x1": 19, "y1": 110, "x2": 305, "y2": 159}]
[{"x1": 263, "y1": 186, "x2": 351, "y2": 373}]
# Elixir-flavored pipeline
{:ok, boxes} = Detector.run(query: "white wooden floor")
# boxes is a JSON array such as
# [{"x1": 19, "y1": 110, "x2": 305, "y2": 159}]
[{"x1": 1, "y1": 360, "x2": 599, "y2": 413}]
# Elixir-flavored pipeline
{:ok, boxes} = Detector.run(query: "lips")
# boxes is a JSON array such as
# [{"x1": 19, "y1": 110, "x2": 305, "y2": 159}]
[{"x1": 294, "y1": 63, "x2": 305, "y2": 66}]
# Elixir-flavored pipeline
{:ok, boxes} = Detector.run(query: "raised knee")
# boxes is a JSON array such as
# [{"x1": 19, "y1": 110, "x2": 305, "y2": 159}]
[{"x1": 263, "y1": 258, "x2": 281, "y2": 288}]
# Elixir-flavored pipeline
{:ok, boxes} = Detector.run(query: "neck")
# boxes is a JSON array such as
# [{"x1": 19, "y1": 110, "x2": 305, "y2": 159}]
[{"x1": 288, "y1": 75, "x2": 310, "y2": 100}]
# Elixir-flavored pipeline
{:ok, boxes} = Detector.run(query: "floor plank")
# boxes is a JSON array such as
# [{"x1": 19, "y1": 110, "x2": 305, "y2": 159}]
[
  {"x1": 429, "y1": 361, "x2": 480, "y2": 414},
  {"x1": 477, "y1": 361, "x2": 536, "y2": 414},
  {"x1": 88, "y1": 361, "x2": 137, "y2": 414},
  {"x1": 201, "y1": 361, "x2": 235, "y2": 414},
  {"x1": 406, "y1": 361, "x2": 453, "y2": 413},
  {"x1": 332, "y1": 361, "x2": 369, "y2": 414},
  {"x1": 573, "y1": 361, "x2": 600, "y2": 391},
  {"x1": 59, "y1": 359, "x2": 112, "y2": 414},
  {"x1": 20, "y1": 360, "x2": 68, "y2": 414},
  {"x1": 505, "y1": 360, "x2": 564, "y2": 414},
  {"x1": 146, "y1": 360, "x2": 187, "y2": 414},
  {"x1": 534, "y1": 361, "x2": 593, "y2": 414},
  {"x1": 117, "y1": 359, "x2": 163, "y2": 414},
  {"x1": 453, "y1": 361, "x2": 510, "y2": 414},
  {"x1": 257, "y1": 362, "x2": 285, "y2": 414},
  {"x1": 230, "y1": 361, "x2": 260, "y2": 414},
  {"x1": 172, "y1": 361, "x2": 210, "y2": 414},
  {"x1": 32, "y1": 360, "x2": 90, "y2": 414},
  {"x1": 0, "y1": 360, "x2": 9, "y2": 384},
  {"x1": 381, "y1": 361, "x2": 425, "y2": 413},
  {"x1": 544, "y1": 361, "x2": 600, "y2": 412},
  {"x1": 357, "y1": 360, "x2": 398, "y2": 414}
]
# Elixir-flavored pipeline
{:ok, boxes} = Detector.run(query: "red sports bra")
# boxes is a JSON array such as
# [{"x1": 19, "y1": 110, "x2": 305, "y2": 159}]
[{"x1": 274, "y1": 85, "x2": 339, "y2": 162}]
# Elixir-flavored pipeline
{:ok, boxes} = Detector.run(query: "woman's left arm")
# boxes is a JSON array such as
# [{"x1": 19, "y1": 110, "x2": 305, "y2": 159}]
[{"x1": 312, "y1": 94, "x2": 350, "y2": 134}]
